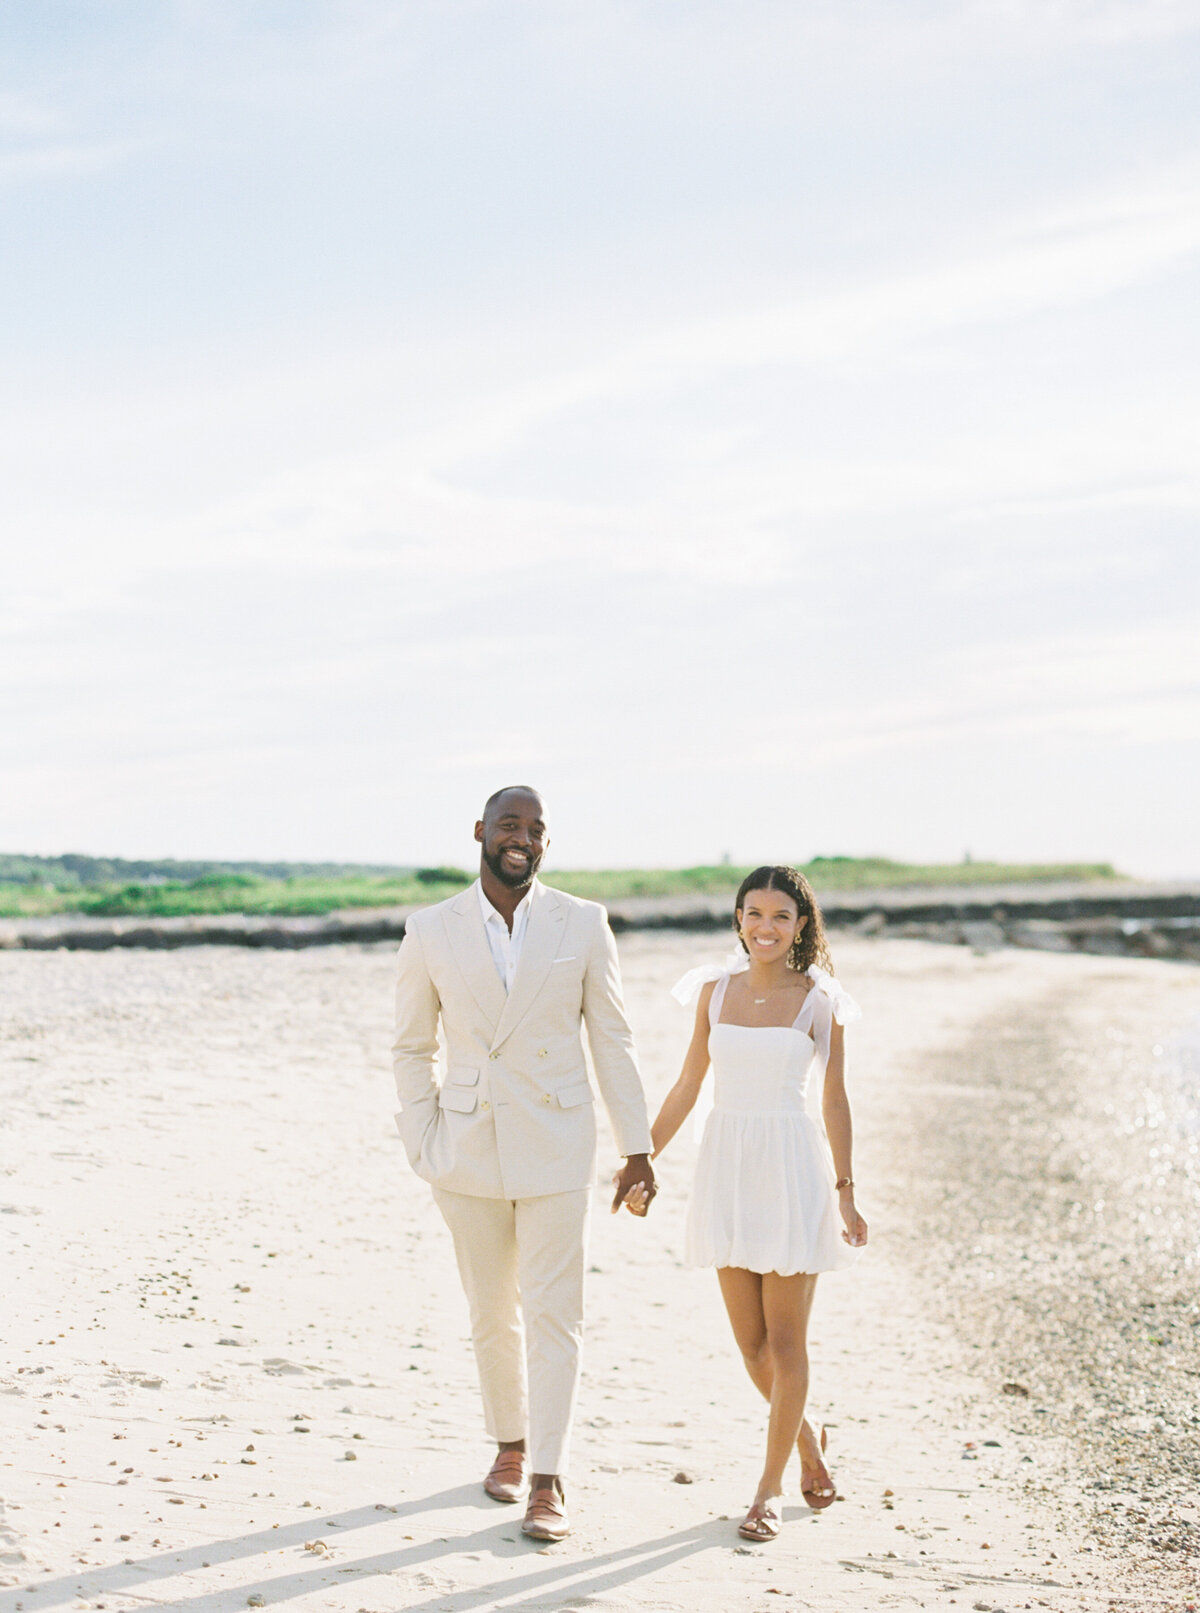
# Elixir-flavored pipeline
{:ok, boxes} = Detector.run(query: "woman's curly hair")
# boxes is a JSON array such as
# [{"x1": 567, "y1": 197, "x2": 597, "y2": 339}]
[{"x1": 733, "y1": 864, "x2": 834, "y2": 975}]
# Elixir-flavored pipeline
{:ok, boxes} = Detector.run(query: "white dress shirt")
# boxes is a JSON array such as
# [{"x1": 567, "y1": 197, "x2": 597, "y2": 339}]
[{"x1": 476, "y1": 878, "x2": 535, "y2": 994}]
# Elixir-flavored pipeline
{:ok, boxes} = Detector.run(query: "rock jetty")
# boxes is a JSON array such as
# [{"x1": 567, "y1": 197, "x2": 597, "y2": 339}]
[{"x1": 1, "y1": 880, "x2": 1197, "y2": 961}]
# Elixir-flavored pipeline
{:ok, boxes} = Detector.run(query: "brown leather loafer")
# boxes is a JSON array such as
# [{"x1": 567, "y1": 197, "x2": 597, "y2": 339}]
[
  {"x1": 521, "y1": 1483, "x2": 569, "y2": 1541},
  {"x1": 483, "y1": 1448, "x2": 527, "y2": 1503}
]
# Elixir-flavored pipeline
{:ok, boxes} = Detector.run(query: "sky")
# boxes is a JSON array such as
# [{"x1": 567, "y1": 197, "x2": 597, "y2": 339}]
[{"x1": 2, "y1": 0, "x2": 1198, "y2": 876}]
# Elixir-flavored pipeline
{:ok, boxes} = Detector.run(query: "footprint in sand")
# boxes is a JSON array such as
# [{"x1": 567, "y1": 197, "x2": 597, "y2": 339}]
[{"x1": 0, "y1": 1501, "x2": 27, "y2": 1567}]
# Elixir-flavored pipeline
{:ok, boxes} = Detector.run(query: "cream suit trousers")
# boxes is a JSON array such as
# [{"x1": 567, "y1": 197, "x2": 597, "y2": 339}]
[{"x1": 433, "y1": 1186, "x2": 591, "y2": 1477}]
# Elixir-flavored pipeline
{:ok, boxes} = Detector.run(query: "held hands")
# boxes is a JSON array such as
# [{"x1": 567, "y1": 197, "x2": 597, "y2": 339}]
[{"x1": 611, "y1": 1153, "x2": 656, "y2": 1217}]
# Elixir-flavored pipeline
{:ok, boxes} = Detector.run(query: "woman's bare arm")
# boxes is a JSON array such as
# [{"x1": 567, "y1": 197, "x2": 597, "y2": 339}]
[
  {"x1": 649, "y1": 983, "x2": 714, "y2": 1157},
  {"x1": 618, "y1": 984, "x2": 714, "y2": 1216},
  {"x1": 822, "y1": 1019, "x2": 868, "y2": 1246}
]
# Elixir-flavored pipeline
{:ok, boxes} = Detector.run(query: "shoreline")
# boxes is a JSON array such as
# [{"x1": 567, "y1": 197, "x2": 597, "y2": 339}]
[{"x1": 2, "y1": 878, "x2": 1198, "y2": 962}]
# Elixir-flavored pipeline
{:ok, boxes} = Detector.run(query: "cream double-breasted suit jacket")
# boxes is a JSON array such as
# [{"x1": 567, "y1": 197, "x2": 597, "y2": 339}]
[{"x1": 391, "y1": 881, "x2": 653, "y2": 1200}]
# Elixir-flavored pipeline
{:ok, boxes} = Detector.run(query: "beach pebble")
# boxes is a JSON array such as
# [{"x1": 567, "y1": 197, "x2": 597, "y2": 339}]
[
  {"x1": 671, "y1": 1471, "x2": 693, "y2": 1484},
  {"x1": 247, "y1": 1598, "x2": 265, "y2": 1608}
]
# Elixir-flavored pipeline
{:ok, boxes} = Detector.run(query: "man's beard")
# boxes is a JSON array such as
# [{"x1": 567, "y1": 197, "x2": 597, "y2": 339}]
[{"x1": 482, "y1": 843, "x2": 540, "y2": 889}]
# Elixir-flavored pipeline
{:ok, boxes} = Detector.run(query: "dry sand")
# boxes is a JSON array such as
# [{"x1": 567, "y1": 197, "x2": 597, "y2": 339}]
[{"x1": 1, "y1": 933, "x2": 1197, "y2": 1613}]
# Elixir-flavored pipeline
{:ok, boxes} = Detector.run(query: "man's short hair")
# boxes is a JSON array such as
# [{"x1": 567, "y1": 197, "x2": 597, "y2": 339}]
[{"x1": 482, "y1": 785, "x2": 544, "y2": 818}]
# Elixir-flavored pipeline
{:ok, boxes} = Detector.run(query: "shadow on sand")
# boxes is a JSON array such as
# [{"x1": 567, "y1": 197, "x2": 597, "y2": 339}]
[{"x1": 1, "y1": 1482, "x2": 737, "y2": 1613}]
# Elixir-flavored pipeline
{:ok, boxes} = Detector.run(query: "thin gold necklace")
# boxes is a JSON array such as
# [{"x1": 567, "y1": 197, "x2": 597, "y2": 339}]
[{"x1": 749, "y1": 980, "x2": 789, "y2": 1005}]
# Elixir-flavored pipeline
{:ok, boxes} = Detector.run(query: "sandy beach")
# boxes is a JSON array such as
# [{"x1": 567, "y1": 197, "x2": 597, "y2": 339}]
[{"x1": 1, "y1": 932, "x2": 1197, "y2": 1613}]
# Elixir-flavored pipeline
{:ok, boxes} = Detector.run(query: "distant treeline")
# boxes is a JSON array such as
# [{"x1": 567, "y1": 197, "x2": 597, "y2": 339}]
[
  {"x1": 0, "y1": 853, "x2": 418, "y2": 889},
  {"x1": 0, "y1": 852, "x2": 1120, "y2": 922}
]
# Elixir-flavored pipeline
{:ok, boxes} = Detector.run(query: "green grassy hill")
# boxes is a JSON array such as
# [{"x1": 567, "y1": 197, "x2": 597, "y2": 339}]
[{"x1": 0, "y1": 853, "x2": 1120, "y2": 920}]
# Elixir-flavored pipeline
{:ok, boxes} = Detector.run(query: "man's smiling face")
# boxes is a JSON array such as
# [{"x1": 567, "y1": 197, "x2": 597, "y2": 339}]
[{"x1": 475, "y1": 789, "x2": 548, "y2": 891}]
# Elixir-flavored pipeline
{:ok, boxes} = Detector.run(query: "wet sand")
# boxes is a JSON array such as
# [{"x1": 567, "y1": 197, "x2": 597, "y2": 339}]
[{"x1": 1, "y1": 934, "x2": 1197, "y2": 1612}]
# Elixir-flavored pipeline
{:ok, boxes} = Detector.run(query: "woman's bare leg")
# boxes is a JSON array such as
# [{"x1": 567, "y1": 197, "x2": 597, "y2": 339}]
[
  {"x1": 717, "y1": 1268, "x2": 821, "y2": 1507},
  {"x1": 716, "y1": 1267, "x2": 772, "y2": 1396},
  {"x1": 754, "y1": 1272, "x2": 818, "y2": 1503}
]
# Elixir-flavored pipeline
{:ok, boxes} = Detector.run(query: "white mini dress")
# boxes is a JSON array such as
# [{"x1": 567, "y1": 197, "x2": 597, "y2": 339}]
[{"x1": 683, "y1": 966, "x2": 861, "y2": 1277}]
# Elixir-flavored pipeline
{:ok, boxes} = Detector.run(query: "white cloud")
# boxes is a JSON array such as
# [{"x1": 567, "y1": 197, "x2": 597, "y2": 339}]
[
  {"x1": 786, "y1": 621, "x2": 1200, "y2": 761},
  {"x1": 972, "y1": 0, "x2": 1200, "y2": 44},
  {"x1": 1, "y1": 2, "x2": 1197, "y2": 870},
  {"x1": 0, "y1": 139, "x2": 131, "y2": 183}
]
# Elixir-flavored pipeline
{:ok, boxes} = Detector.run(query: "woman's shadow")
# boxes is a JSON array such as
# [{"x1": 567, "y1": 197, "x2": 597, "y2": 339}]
[{"x1": 0, "y1": 1484, "x2": 739, "y2": 1613}]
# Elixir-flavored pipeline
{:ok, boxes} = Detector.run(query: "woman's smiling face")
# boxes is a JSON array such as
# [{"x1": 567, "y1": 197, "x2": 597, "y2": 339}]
[{"x1": 737, "y1": 887, "x2": 807, "y2": 963}]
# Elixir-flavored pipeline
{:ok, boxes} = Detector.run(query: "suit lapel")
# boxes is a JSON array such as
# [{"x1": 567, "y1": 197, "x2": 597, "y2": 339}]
[
  {"x1": 492, "y1": 883, "x2": 566, "y2": 1049},
  {"x1": 444, "y1": 886, "x2": 507, "y2": 1030}
]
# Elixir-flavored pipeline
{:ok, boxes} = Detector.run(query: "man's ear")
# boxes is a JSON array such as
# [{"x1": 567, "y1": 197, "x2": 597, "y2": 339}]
[{"x1": 474, "y1": 820, "x2": 485, "y2": 844}]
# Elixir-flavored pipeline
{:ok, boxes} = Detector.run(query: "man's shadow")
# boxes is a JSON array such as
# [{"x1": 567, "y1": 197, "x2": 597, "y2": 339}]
[{"x1": 0, "y1": 1484, "x2": 734, "y2": 1613}]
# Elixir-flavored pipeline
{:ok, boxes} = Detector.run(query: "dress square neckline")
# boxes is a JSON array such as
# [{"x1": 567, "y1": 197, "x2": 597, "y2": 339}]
[{"x1": 710, "y1": 970, "x2": 818, "y2": 1037}]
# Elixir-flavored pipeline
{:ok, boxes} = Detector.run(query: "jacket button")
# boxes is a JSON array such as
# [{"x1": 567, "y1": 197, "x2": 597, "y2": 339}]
[
  {"x1": 480, "y1": 1100, "x2": 491, "y2": 1112},
  {"x1": 537, "y1": 1049, "x2": 548, "y2": 1058},
  {"x1": 542, "y1": 1093, "x2": 552, "y2": 1104},
  {"x1": 488, "y1": 1052, "x2": 499, "y2": 1061}
]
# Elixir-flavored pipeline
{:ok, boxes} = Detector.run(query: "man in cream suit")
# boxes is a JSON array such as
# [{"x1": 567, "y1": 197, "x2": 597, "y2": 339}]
[{"x1": 392, "y1": 786, "x2": 656, "y2": 1541}]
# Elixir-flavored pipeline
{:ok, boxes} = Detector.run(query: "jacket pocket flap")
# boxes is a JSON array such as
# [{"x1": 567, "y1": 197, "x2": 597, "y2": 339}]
[
  {"x1": 556, "y1": 1081, "x2": 594, "y2": 1109},
  {"x1": 438, "y1": 1086, "x2": 478, "y2": 1113}
]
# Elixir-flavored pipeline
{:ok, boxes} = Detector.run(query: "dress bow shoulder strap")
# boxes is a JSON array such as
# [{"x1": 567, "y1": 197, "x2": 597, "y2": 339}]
[
  {"x1": 670, "y1": 949, "x2": 748, "y2": 1007},
  {"x1": 806, "y1": 966, "x2": 862, "y2": 1026}
]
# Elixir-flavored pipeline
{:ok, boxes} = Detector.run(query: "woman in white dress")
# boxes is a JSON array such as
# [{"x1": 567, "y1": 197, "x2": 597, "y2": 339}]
[{"x1": 624, "y1": 865, "x2": 867, "y2": 1543}]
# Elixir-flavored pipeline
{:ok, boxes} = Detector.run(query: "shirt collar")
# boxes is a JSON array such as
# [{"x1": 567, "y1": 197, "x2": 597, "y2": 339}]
[{"x1": 476, "y1": 877, "x2": 536, "y2": 928}]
